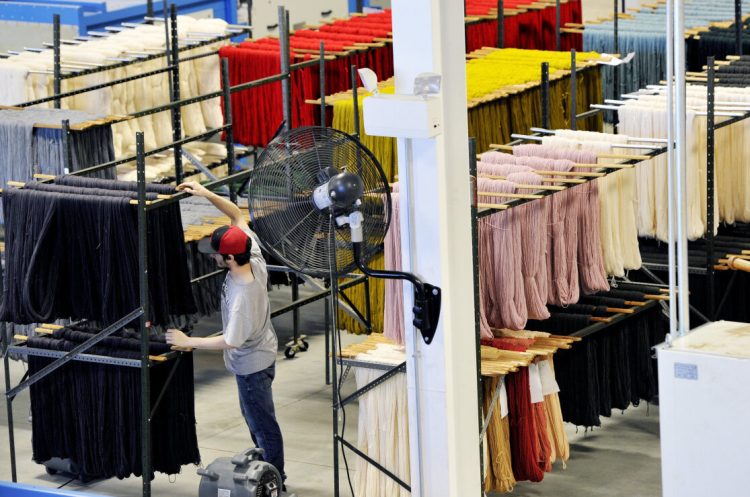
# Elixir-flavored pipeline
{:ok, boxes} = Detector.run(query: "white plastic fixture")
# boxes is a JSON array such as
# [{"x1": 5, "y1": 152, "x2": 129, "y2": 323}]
[
  {"x1": 362, "y1": 94, "x2": 442, "y2": 139},
  {"x1": 358, "y1": 67, "x2": 443, "y2": 139}
]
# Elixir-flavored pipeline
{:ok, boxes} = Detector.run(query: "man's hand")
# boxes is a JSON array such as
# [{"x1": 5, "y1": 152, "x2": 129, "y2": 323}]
[
  {"x1": 166, "y1": 329, "x2": 192, "y2": 348},
  {"x1": 177, "y1": 181, "x2": 211, "y2": 198}
]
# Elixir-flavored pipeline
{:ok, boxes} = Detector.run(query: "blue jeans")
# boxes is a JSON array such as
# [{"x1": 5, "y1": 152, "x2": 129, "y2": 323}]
[{"x1": 236, "y1": 363, "x2": 285, "y2": 479}]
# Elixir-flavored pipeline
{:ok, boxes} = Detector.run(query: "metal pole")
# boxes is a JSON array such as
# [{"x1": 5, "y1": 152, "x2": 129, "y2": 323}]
[
  {"x1": 278, "y1": 6, "x2": 292, "y2": 131},
  {"x1": 328, "y1": 219, "x2": 341, "y2": 497},
  {"x1": 468, "y1": 137, "x2": 484, "y2": 491},
  {"x1": 53, "y1": 14, "x2": 61, "y2": 109},
  {"x1": 736, "y1": 0, "x2": 743, "y2": 57},
  {"x1": 221, "y1": 57, "x2": 237, "y2": 204},
  {"x1": 363, "y1": 277, "x2": 372, "y2": 334},
  {"x1": 351, "y1": 64, "x2": 361, "y2": 138},
  {"x1": 351, "y1": 64, "x2": 363, "y2": 177},
  {"x1": 61, "y1": 119, "x2": 74, "y2": 173},
  {"x1": 556, "y1": 0, "x2": 561, "y2": 51},
  {"x1": 497, "y1": 0, "x2": 504, "y2": 49},
  {"x1": 356, "y1": 0, "x2": 364, "y2": 13},
  {"x1": 541, "y1": 62, "x2": 550, "y2": 129},
  {"x1": 570, "y1": 50, "x2": 577, "y2": 130},
  {"x1": 666, "y1": 0, "x2": 678, "y2": 339},
  {"x1": 291, "y1": 277, "x2": 300, "y2": 344},
  {"x1": 324, "y1": 295, "x2": 331, "y2": 385},
  {"x1": 4, "y1": 335, "x2": 17, "y2": 482},
  {"x1": 147, "y1": 0, "x2": 154, "y2": 18},
  {"x1": 162, "y1": 0, "x2": 171, "y2": 91},
  {"x1": 706, "y1": 58, "x2": 716, "y2": 319},
  {"x1": 320, "y1": 42, "x2": 327, "y2": 125},
  {"x1": 674, "y1": 0, "x2": 690, "y2": 335},
  {"x1": 136, "y1": 132, "x2": 152, "y2": 497},
  {"x1": 169, "y1": 4, "x2": 184, "y2": 184},
  {"x1": 613, "y1": 0, "x2": 620, "y2": 125},
  {"x1": 401, "y1": 137, "x2": 425, "y2": 497}
]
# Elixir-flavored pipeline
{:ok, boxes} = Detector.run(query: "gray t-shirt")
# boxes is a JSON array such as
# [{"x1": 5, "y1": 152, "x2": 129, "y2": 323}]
[{"x1": 222, "y1": 229, "x2": 278, "y2": 375}]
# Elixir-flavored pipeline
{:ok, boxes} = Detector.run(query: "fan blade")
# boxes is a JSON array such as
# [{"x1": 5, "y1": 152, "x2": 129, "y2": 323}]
[{"x1": 265, "y1": 208, "x2": 320, "y2": 250}]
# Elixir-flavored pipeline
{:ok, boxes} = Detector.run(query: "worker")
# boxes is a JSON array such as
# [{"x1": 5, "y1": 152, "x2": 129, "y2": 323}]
[{"x1": 166, "y1": 181, "x2": 286, "y2": 486}]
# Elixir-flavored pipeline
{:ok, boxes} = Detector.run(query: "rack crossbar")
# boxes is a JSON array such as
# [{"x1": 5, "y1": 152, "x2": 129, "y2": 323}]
[{"x1": 5, "y1": 307, "x2": 143, "y2": 399}]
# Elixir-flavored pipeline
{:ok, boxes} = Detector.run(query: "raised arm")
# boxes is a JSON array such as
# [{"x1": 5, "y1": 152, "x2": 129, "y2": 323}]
[{"x1": 177, "y1": 181, "x2": 249, "y2": 231}]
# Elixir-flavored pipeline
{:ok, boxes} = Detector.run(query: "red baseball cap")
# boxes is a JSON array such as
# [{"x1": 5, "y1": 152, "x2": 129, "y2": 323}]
[{"x1": 198, "y1": 225, "x2": 251, "y2": 255}]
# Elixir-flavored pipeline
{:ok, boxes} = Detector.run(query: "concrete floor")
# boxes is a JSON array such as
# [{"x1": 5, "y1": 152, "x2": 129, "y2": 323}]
[{"x1": 0, "y1": 282, "x2": 662, "y2": 497}]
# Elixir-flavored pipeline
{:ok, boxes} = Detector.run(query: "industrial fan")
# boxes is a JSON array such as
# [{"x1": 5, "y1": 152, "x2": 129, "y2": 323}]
[{"x1": 247, "y1": 126, "x2": 441, "y2": 343}]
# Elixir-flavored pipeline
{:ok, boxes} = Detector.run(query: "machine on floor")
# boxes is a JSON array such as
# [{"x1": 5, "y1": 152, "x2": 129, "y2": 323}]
[{"x1": 198, "y1": 448, "x2": 295, "y2": 497}]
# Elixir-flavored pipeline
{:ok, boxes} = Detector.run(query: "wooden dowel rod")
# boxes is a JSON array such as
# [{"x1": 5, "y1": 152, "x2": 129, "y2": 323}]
[
  {"x1": 590, "y1": 316, "x2": 613, "y2": 323},
  {"x1": 728, "y1": 256, "x2": 750, "y2": 272},
  {"x1": 477, "y1": 159, "x2": 605, "y2": 177},
  {"x1": 478, "y1": 203, "x2": 509, "y2": 210},
  {"x1": 541, "y1": 170, "x2": 605, "y2": 177},
  {"x1": 477, "y1": 191, "x2": 544, "y2": 200},
  {"x1": 597, "y1": 153, "x2": 651, "y2": 161},
  {"x1": 607, "y1": 307, "x2": 635, "y2": 314},
  {"x1": 488, "y1": 144, "x2": 648, "y2": 162},
  {"x1": 625, "y1": 300, "x2": 647, "y2": 307},
  {"x1": 480, "y1": 173, "x2": 586, "y2": 184},
  {"x1": 549, "y1": 334, "x2": 582, "y2": 341},
  {"x1": 490, "y1": 144, "x2": 514, "y2": 151},
  {"x1": 514, "y1": 183, "x2": 567, "y2": 191}
]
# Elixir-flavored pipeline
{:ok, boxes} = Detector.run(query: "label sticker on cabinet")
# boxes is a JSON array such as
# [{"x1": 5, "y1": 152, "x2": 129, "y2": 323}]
[
  {"x1": 218, "y1": 489, "x2": 231, "y2": 497},
  {"x1": 674, "y1": 363, "x2": 698, "y2": 380}
]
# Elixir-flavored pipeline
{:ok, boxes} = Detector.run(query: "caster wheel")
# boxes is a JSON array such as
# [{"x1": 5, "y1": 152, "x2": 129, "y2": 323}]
[
  {"x1": 299, "y1": 340, "x2": 309, "y2": 352},
  {"x1": 45, "y1": 467, "x2": 57, "y2": 476},
  {"x1": 284, "y1": 347, "x2": 296, "y2": 359}
]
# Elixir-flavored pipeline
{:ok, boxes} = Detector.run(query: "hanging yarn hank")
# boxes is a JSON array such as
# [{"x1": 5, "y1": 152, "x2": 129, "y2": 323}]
[
  {"x1": 478, "y1": 177, "x2": 527, "y2": 331},
  {"x1": 0, "y1": 180, "x2": 195, "y2": 326},
  {"x1": 27, "y1": 327, "x2": 199, "y2": 479}
]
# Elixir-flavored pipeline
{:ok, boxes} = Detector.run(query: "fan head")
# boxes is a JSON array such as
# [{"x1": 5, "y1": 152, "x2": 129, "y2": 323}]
[{"x1": 248, "y1": 126, "x2": 392, "y2": 278}]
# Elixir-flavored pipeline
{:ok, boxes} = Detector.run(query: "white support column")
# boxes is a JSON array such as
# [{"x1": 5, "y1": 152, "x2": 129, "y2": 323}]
[{"x1": 391, "y1": 1, "x2": 482, "y2": 496}]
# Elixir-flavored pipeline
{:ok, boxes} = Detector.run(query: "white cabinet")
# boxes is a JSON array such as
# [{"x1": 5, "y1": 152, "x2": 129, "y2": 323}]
[
  {"x1": 252, "y1": 0, "x2": 349, "y2": 38},
  {"x1": 252, "y1": 0, "x2": 282, "y2": 38},
  {"x1": 658, "y1": 321, "x2": 750, "y2": 497}
]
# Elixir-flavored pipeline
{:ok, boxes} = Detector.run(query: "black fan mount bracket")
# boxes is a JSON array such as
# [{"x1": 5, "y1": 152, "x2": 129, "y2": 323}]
[{"x1": 333, "y1": 204, "x2": 442, "y2": 345}]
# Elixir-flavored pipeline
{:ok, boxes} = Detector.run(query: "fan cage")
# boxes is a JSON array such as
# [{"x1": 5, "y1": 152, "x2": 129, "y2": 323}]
[{"x1": 248, "y1": 127, "x2": 392, "y2": 278}]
